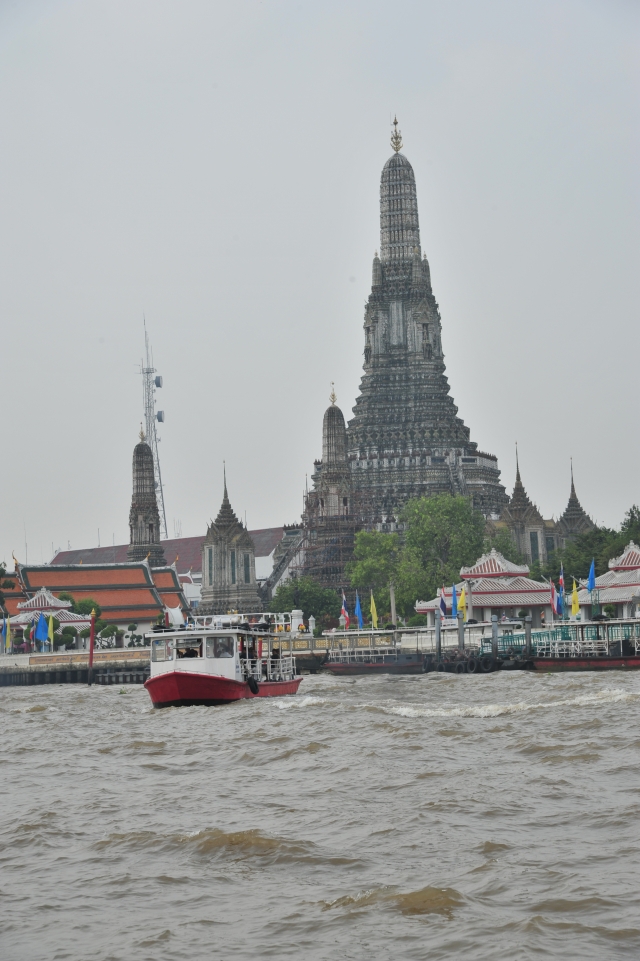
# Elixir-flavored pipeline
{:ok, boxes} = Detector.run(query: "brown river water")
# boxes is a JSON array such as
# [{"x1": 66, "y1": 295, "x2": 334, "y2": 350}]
[{"x1": 2, "y1": 671, "x2": 640, "y2": 960}]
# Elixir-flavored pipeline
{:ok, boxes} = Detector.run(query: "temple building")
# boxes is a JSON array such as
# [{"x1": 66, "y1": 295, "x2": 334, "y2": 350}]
[
  {"x1": 199, "y1": 476, "x2": 262, "y2": 614},
  {"x1": 576, "y1": 542, "x2": 640, "y2": 619},
  {"x1": 491, "y1": 457, "x2": 595, "y2": 566},
  {"x1": 416, "y1": 549, "x2": 554, "y2": 627},
  {"x1": 345, "y1": 120, "x2": 507, "y2": 524},
  {"x1": 127, "y1": 430, "x2": 166, "y2": 567},
  {"x1": 302, "y1": 388, "x2": 362, "y2": 587}
]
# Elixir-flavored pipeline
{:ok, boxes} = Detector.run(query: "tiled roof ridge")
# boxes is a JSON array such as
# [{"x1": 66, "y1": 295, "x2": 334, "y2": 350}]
[
  {"x1": 608, "y1": 541, "x2": 640, "y2": 571},
  {"x1": 460, "y1": 548, "x2": 530, "y2": 579}
]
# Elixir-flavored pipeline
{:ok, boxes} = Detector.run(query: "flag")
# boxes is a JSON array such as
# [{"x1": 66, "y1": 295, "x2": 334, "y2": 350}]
[
  {"x1": 439, "y1": 587, "x2": 447, "y2": 617},
  {"x1": 354, "y1": 591, "x2": 363, "y2": 629},
  {"x1": 341, "y1": 591, "x2": 350, "y2": 629},
  {"x1": 34, "y1": 613, "x2": 48, "y2": 647},
  {"x1": 550, "y1": 581, "x2": 559, "y2": 616},
  {"x1": 5, "y1": 617, "x2": 10, "y2": 654},
  {"x1": 451, "y1": 584, "x2": 458, "y2": 618},
  {"x1": 370, "y1": 591, "x2": 378, "y2": 629},
  {"x1": 587, "y1": 559, "x2": 596, "y2": 592},
  {"x1": 459, "y1": 586, "x2": 466, "y2": 620},
  {"x1": 48, "y1": 616, "x2": 54, "y2": 651},
  {"x1": 1, "y1": 615, "x2": 5, "y2": 652},
  {"x1": 559, "y1": 564, "x2": 565, "y2": 594},
  {"x1": 571, "y1": 579, "x2": 580, "y2": 617}
]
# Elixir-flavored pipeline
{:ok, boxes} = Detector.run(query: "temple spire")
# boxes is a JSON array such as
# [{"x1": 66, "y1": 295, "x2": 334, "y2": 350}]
[
  {"x1": 390, "y1": 115, "x2": 403, "y2": 153},
  {"x1": 330, "y1": 382, "x2": 337, "y2": 405}
]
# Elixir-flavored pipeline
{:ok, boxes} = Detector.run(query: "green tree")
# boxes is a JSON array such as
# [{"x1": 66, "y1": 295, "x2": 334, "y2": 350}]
[
  {"x1": 400, "y1": 494, "x2": 485, "y2": 611},
  {"x1": 347, "y1": 531, "x2": 400, "y2": 618},
  {"x1": 269, "y1": 576, "x2": 341, "y2": 620},
  {"x1": 484, "y1": 527, "x2": 525, "y2": 565}
]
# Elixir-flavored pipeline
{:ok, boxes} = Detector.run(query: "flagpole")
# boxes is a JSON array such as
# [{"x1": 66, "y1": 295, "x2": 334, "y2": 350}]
[{"x1": 88, "y1": 609, "x2": 96, "y2": 686}]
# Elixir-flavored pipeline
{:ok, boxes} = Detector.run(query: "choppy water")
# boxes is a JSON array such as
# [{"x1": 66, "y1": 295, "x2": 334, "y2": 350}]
[{"x1": 2, "y1": 671, "x2": 640, "y2": 960}]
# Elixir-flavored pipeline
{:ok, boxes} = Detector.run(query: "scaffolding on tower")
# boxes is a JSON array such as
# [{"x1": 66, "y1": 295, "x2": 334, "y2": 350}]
[{"x1": 141, "y1": 323, "x2": 168, "y2": 539}]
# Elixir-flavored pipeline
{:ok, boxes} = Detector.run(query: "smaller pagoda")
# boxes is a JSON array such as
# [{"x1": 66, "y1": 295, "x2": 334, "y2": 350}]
[
  {"x1": 127, "y1": 430, "x2": 166, "y2": 567},
  {"x1": 199, "y1": 473, "x2": 261, "y2": 614}
]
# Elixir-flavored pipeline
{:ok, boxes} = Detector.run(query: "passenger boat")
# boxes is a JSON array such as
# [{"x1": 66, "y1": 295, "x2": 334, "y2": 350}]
[{"x1": 144, "y1": 613, "x2": 302, "y2": 707}]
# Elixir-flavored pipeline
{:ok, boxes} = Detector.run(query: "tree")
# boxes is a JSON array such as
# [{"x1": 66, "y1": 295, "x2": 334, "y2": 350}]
[
  {"x1": 347, "y1": 494, "x2": 487, "y2": 617},
  {"x1": 399, "y1": 494, "x2": 485, "y2": 612},
  {"x1": 269, "y1": 576, "x2": 341, "y2": 620},
  {"x1": 484, "y1": 527, "x2": 525, "y2": 565},
  {"x1": 56, "y1": 592, "x2": 102, "y2": 619}
]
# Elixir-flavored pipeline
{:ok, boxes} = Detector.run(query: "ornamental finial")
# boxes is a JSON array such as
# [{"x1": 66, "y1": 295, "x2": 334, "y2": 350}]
[
  {"x1": 330, "y1": 382, "x2": 337, "y2": 405},
  {"x1": 391, "y1": 116, "x2": 403, "y2": 153},
  {"x1": 139, "y1": 423, "x2": 146, "y2": 442}
]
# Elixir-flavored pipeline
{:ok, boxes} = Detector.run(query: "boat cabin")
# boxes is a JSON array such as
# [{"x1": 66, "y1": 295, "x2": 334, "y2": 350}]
[{"x1": 148, "y1": 620, "x2": 297, "y2": 684}]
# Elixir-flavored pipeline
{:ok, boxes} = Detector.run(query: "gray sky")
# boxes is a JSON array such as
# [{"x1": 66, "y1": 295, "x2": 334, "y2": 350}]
[{"x1": 1, "y1": 0, "x2": 638, "y2": 566}]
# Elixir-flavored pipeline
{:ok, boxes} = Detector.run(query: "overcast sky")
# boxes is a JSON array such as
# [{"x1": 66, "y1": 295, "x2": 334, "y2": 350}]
[{"x1": 0, "y1": 0, "x2": 638, "y2": 566}]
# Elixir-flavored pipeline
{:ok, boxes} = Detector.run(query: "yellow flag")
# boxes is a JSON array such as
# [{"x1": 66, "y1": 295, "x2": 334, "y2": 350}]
[
  {"x1": 571, "y1": 579, "x2": 580, "y2": 617},
  {"x1": 458, "y1": 587, "x2": 466, "y2": 619},
  {"x1": 48, "y1": 615, "x2": 54, "y2": 651},
  {"x1": 370, "y1": 591, "x2": 378, "y2": 629}
]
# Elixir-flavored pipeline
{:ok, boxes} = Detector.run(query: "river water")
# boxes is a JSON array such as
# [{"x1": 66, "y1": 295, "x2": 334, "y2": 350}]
[{"x1": 2, "y1": 671, "x2": 640, "y2": 960}]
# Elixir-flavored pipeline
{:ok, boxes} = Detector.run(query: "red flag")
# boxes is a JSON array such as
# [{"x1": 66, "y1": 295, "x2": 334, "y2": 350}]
[{"x1": 341, "y1": 591, "x2": 350, "y2": 629}]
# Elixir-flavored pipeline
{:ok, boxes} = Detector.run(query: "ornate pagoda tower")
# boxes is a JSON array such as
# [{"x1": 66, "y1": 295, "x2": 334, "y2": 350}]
[
  {"x1": 347, "y1": 120, "x2": 507, "y2": 523},
  {"x1": 199, "y1": 473, "x2": 261, "y2": 614},
  {"x1": 127, "y1": 430, "x2": 166, "y2": 567},
  {"x1": 302, "y1": 386, "x2": 358, "y2": 587}
]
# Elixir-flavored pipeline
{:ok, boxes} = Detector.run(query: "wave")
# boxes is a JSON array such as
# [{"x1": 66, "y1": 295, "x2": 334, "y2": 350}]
[
  {"x1": 370, "y1": 688, "x2": 636, "y2": 720},
  {"x1": 95, "y1": 827, "x2": 360, "y2": 867},
  {"x1": 324, "y1": 885, "x2": 464, "y2": 918}
]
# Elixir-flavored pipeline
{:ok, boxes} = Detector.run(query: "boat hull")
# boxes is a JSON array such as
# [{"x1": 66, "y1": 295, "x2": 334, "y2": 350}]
[
  {"x1": 531, "y1": 655, "x2": 640, "y2": 672},
  {"x1": 326, "y1": 660, "x2": 424, "y2": 676},
  {"x1": 145, "y1": 670, "x2": 303, "y2": 707}
]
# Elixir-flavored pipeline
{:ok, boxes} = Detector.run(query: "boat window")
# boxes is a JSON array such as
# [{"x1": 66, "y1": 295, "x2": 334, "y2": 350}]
[
  {"x1": 151, "y1": 638, "x2": 171, "y2": 662},
  {"x1": 176, "y1": 638, "x2": 203, "y2": 658},
  {"x1": 207, "y1": 636, "x2": 234, "y2": 658}
]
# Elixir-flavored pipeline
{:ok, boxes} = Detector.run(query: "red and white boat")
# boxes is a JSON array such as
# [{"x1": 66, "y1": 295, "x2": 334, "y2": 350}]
[{"x1": 144, "y1": 613, "x2": 303, "y2": 708}]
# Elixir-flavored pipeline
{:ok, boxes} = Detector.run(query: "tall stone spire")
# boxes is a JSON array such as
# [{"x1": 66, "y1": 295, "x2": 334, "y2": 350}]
[
  {"x1": 127, "y1": 430, "x2": 166, "y2": 567},
  {"x1": 346, "y1": 124, "x2": 506, "y2": 521}
]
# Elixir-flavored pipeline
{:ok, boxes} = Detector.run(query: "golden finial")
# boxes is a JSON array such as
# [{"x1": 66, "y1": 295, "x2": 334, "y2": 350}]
[
  {"x1": 391, "y1": 116, "x2": 403, "y2": 153},
  {"x1": 330, "y1": 382, "x2": 337, "y2": 405},
  {"x1": 139, "y1": 422, "x2": 145, "y2": 442}
]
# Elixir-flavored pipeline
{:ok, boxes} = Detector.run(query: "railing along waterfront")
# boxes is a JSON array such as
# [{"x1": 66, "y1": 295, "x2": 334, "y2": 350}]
[{"x1": 475, "y1": 620, "x2": 640, "y2": 658}]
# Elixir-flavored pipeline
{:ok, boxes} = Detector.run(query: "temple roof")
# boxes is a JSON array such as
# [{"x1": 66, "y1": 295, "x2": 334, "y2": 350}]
[
  {"x1": 17, "y1": 587, "x2": 72, "y2": 611},
  {"x1": 608, "y1": 541, "x2": 640, "y2": 572},
  {"x1": 460, "y1": 549, "x2": 530, "y2": 579},
  {"x1": 417, "y1": 575, "x2": 551, "y2": 612},
  {"x1": 558, "y1": 464, "x2": 593, "y2": 531}
]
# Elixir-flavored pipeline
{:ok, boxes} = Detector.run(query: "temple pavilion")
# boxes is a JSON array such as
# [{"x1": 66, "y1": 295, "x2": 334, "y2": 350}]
[
  {"x1": 576, "y1": 542, "x2": 640, "y2": 619},
  {"x1": 416, "y1": 549, "x2": 553, "y2": 627}
]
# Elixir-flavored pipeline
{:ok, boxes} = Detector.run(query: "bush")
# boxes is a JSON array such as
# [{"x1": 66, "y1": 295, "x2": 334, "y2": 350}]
[
  {"x1": 407, "y1": 614, "x2": 428, "y2": 627},
  {"x1": 604, "y1": 604, "x2": 616, "y2": 618}
]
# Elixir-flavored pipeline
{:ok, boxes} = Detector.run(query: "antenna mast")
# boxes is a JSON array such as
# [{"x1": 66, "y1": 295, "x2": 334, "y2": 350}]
[{"x1": 141, "y1": 322, "x2": 168, "y2": 539}]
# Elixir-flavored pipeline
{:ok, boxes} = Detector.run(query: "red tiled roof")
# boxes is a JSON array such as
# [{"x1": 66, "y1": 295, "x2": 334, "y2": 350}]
[
  {"x1": 50, "y1": 528, "x2": 285, "y2": 573},
  {"x1": 15, "y1": 564, "x2": 189, "y2": 624}
]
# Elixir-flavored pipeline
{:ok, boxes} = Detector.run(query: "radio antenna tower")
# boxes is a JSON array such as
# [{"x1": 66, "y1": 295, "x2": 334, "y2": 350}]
[{"x1": 141, "y1": 320, "x2": 168, "y2": 539}]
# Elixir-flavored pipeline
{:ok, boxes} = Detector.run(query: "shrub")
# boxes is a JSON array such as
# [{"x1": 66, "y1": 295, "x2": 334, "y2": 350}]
[{"x1": 407, "y1": 614, "x2": 428, "y2": 627}]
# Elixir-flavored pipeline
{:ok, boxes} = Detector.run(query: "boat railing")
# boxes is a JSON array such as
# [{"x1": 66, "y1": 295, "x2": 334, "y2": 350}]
[
  {"x1": 327, "y1": 647, "x2": 400, "y2": 664},
  {"x1": 241, "y1": 654, "x2": 296, "y2": 681}
]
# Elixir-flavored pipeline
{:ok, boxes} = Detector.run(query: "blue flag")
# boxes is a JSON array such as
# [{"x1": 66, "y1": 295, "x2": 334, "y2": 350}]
[
  {"x1": 354, "y1": 591, "x2": 363, "y2": 629},
  {"x1": 451, "y1": 584, "x2": 458, "y2": 618},
  {"x1": 587, "y1": 559, "x2": 596, "y2": 592},
  {"x1": 34, "y1": 612, "x2": 48, "y2": 645}
]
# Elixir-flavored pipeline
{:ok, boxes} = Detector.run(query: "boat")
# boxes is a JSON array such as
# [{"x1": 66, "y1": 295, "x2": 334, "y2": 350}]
[
  {"x1": 473, "y1": 618, "x2": 640, "y2": 672},
  {"x1": 144, "y1": 613, "x2": 302, "y2": 707},
  {"x1": 325, "y1": 644, "x2": 426, "y2": 676}
]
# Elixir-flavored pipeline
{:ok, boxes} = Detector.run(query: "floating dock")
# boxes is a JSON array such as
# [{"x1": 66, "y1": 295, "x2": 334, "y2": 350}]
[{"x1": 0, "y1": 649, "x2": 150, "y2": 686}]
